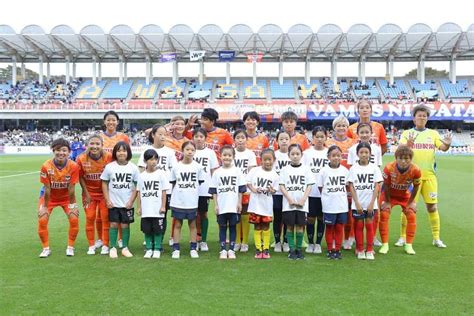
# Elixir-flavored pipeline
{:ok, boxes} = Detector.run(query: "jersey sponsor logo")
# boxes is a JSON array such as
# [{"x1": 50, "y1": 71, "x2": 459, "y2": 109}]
[
  {"x1": 156, "y1": 156, "x2": 169, "y2": 171},
  {"x1": 85, "y1": 173, "x2": 101, "y2": 181},
  {"x1": 275, "y1": 160, "x2": 291, "y2": 174},
  {"x1": 412, "y1": 143, "x2": 435, "y2": 150},
  {"x1": 326, "y1": 176, "x2": 346, "y2": 193},
  {"x1": 353, "y1": 173, "x2": 375, "y2": 190},
  {"x1": 40, "y1": 172, "x2": 47, "y2": 178},
  {"x1": 255, "y1": 177, "x2": 273, "y2": 196},
  {"x1": 47, "y1": 169, "x2": 54, "y2": 175},
  {"x1": 112, "y1": 173, "x2": 133, "y2": 189},
  {"x1": 218, "y1": 176, "x2": 237, "y2": 193},
  {"x1": 65, "y1": 176, "x2": 71, "y2": 181},
  {"x1": 286, "y1": 175, "x2": 305, "y2": 192},
  {"x1": 51, "y1": 181, "x2": 68, "y2": 189},
  {"x1": 194, "y1": 157, "x2": 209, "y2": 173},
  {"x1": 234, "y1": 158, "x2": 249, "y2": 174},
  {"x1": 178, "y1": 172, "x2": 197, "y2": 189},
  {"x1": 310, "y1": 158, "x2": 328, "y2": 173}
]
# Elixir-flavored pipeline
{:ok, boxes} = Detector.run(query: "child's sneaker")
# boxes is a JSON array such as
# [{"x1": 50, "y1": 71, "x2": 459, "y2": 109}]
[
  {"x1": 365, "y1": 251, "x2": 375, "y2": 260},
  {"x1": 326, "y1": 250, "x2": 333, "y2": 259},
  {"x1": 117, "y1": 239, "x2": 123, "y2": 248},
  {"x1": 254, "y1": 250, "x2": 263, "y2": 259},
  {"x1": 404, "y1": 243, "x2": 416, "y2": 255},
  {"x1": 274, "y1": 242, "x2": 282, "y2": 252},
  {"x1": 357, "y1": 251, "x2": 366, "y2": 260},
  {"x1": 314, "y1": 244, "x2": 322, "y2": 254},
  {"x1": 240, "y1": 244, "x2": 249, "y2": 252},
  {"x1": 121, "y1": 247, "x2": 133, "y2": 258},
  {"x1": 39, "y1": 248, "x2": 51, "y2": 258},
  {"x1": 199, "y1": 242, "x2": 209, "y2": 252},
  {"x1": 379, "y1": 243, "x2": 389, "y2": 254},
  {"x1": 296, "y1": 249, "x2": 305, "y2": 260},
  {"x1": 227, "y1": 249, "x2": 236, "y2": 259},
  {"x1": 234, "y1": 244, "x2": 241, "y2": 252},
  {"x1": 87, "y1": 246, "x2": 96, "y2": 255},
  {"x1": 342, "y1": 240, "x2": 352, "y2": 250},
  {"x1": 282, "y1": 242, "x2": 290, "y2": 253},
  {"x1": 168, "y1": 238, "x2": 174, "y2": 247},
  {"x1": 152, "y1": 250, "x2": 161, "y2": 259},
  {"x1": 66, "y1": 246, "x2": 75, "y2": 257},
  {"x1": 394, "y1": 237, "x2": 405, "y2": 247},
  {"x1": 288, "y1": 250, "x2": 298, "y2": 260},
  {"x1": 262, "y1": 249, "x2": 271, "y2": 259},
  {"x1": 171, "y1": 250, "x2": 180, "y2": 259},
  {"x1": 333, "y1": 250, "x2": 342, "y2": 260},
  {"x1": 190, "y1": 249, "x2": 199, "y2": 259},
  {"x1": 373, "y1": 237, "x2": 383, "y2": 247},
  {"x1": 433, "y1": 239, "x2": 447, "y2": 248},
  {"x1": 100, "y1": 245, "x2": 109, "y2": 255},
  {"x1": 94, "y1": 239, "x2": 103, "y2": 249},
  {"x1": 144, "y1": 249, "x2": 153, "y2": 259},
  {"x1": 109, "y1": 247, "x2": 118, "y2": 259},
  {"x1": 305, "y1": 244, "x2": 315, "y2": 253},
  {"x1": 219, "y1": 250, "x2": 228, "y2": 259}
]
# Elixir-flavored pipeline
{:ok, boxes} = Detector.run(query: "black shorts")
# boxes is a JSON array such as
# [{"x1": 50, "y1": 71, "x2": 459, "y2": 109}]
[
  {"x1": 217, "y1": 213, "x2": 240, "y2": 226},
  {"x1": 171, "y1": 207, "x2": 198, "y2": 221},
  {"x1": 198, "y1": 196, "x2": 209, "y2": 214},
  {"x1": 109, "y1": 207, "x2": 134, "y2": 224},
  {"x1": 308, "y1": 197, "x2": 323, "y2": 218},
  {"x1": 273, "y1": 195, "x2": 283, "y2": 214},
  {"x1": 141, "y1": 217, "x2": 166, "y2": 235},
  {"x1": 323, "y1": 212, "x2": 348, "y2": 225},
  {"x1": 282, "y1": 211, "x2": 306, "y2": 226}
]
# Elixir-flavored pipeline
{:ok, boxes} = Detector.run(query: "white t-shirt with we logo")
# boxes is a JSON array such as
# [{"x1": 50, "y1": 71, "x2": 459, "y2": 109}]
[
  {"x1": 347, "y1": 162, "x2": 383, "y2": 210},
  {"x1": 234, "y1": 148, "x2": 257, "y2": 176},
  {"x1": 194, "y1": 147, "x2": 219, "y2": 197},
  {"x1": 279, "y1": 164, "x2": 315, "y2": 213},
  {"x1": 209, "y1": 166, "x2": 247, "y2": 215},
  {"x1": 303, "y1": 147, "x2": 329, "y2": 198},
  {"x1": 246, "y1": 167, "x2": 280, "y2": 217},
  {"x1": 316, "y1": 165, "x2": 349, "y2": 214},
  {"x1": 169, "y1": 161, "x2": 205, "y2": 209},
  {"x1": 273, "y1": 150, "x2": 291, "y2": 196}
]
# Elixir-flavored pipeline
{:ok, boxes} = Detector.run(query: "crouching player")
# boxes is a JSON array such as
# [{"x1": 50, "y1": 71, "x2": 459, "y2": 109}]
[
  {"x1": 379, "y1": 145, "x2": 421, "y2": 255},
  {"x1": 38, "y1": 138, "x2": 80, "y2": 258}
]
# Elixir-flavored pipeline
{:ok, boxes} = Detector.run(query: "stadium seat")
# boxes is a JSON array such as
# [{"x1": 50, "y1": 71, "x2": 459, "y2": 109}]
[
  {"x1": 160, "y1": 80, "x2": 185, "y2": 99},
  {"x1": 297, "y1": 80, "x2": 322, "y2": 99},
  {"x1": 352, "y1": 79, "x2": 379, "y2": 99},
  {"x1": 101, "y1": 80, "x2": 134, "y2": 99},
  {"x1": 378, "y1": 79, "x2": 410, "y2": 99},
  {"x1": 215, "y1": 80, "x2": 240, "y2": 99},
  {"x1": 243, "y1": 80, "x2": 266, "y2": 99},
  {"x1": 75, "y1": 80, "x2": 107, "y2": 99},
  {"x1": 131, "y1": 80, "x2": 160, "y2": 99},
  {"x1": 270, "y1": 80, "x2": 295, "y2": 99},
  {"x1": 440, "y1": 79, "x2": 471, "y2": 98}
]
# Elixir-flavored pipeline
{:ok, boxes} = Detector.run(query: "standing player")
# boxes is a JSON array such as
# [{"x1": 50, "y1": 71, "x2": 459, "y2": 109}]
[
  {"x1": 101, "y1": 142, "x2": 139, "y2": 258},
  {"x1": 233, "y1": 129, "x2": 257, "y2": 252},
  {"x1": 77, "y1": 134, "x2": 112, "y2": 255},
  {"x1": 37, "y1": 138, "x2": 80, "y2": 258},
  {"x1": 70, "y1": 136, "x2": 85, "y2": 161},
  {"x1": 209, "y1": 145, "x2": 247, "y2": 259},
  {"x1": 164, "y1": 115, "x2": 189, "y2": 161},
  {"x1": 242, "y1": 111, "x2": 270, "y2": 164},
  {"x1": 273, "y1": 111, "x2": 310, "y2": 151},
  {"x1": 348, "y1": 142, "x2": 383, "y2": 260},
  {"x1": 379, "y1": 145, "x2": 421, "y2": 255},
  {"x1": 397, "y1": 104, "x2": 451, "y2": 248},
  {"x1": 302, "y1": 126, "x2": 329, "y2": 254}
]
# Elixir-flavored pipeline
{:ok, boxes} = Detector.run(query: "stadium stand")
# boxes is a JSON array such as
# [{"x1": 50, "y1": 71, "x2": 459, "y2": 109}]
[
  {"x1": 243, "y1": 80, "x2": 267, "y2": 99},
  {"x1": 215, "y1": 80, "x2": 240, "y2": 99},
  {"x1": 352, "y1": 79, "x2": 379, "y2": 99},
  {"x1": 408, "y1": 79, "x2": 439, "y2": 99},
  {"x1": 0, "y1": 81, "x2": 27, "y2": 100},
  {"x1": 297, "y1": 80, "x2": 322, "y2": 99},
  {"x1": 160, "y1": 80, "x2": 185, "y2": 99},
  {"x1": 130, "y1": 79, "x2": 160, "y2": 99},
  {"x1": 75, "y1": 80, "x2": 107, "y2": 99},
  {"x1": 187, "y1": 79, "x2": 213, "y2": 101},
  {"x1": 270, "y1": 80, "x2": 295, "y2": 99},
  {"x1": 101, "y1": 80, "x2": 133, "y2": 99},
  {"x1": 378, "y1": 79, "x2": 411, "y2": 100},
  {"x1": 440, "y1": 79, "x2": 471, "y2": 99}
]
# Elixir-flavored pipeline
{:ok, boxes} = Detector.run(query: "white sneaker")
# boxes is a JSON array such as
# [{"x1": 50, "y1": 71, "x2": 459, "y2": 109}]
[
  {"x1": 373, "y1": 237, "x2": 383, "y2": 247},
  {"x1": 365, "y1": 251, "x2": 375, "y2": 260},
  {"x1": 306, "y1": 244, "x2": 315, "y2": 253},
  {"x1": 117, "y1": 239, "x2": 123, "y2": 248},
  {"x1": 39, "y1": 248, "x2": 51, "y2": 258},
  {"x1": 190, "y1": 249, "x2": 199, "y2": 259},
  {"x1": 94, "y1": 239, "x2": 103, "y2": 249},
  {"x1": 433, "y1": 239, "x2": 447, "y2": 248},
  {"x1": 152, "y1": 250, "x2": 161, "y2": 259},
  {"x1": 172, "y1": 250, "x2": 180, "y2": 259},
  {"x1": 394, "y1": 237, "x2": 406, "y2": 247},
  {"x1": 144, "y1": 249, "x2": 153, "y2": 259},
  {"x1": 87, "y1": 246, "x2": 96, "y2": 255},
  {"x1": 274, "y1": 242, "x2": 282, "y2": 252},
  {"x1": 227, "y1": 249, "x2": 236, "y2": 259},
  {"x1": 100, "y1": 246, "x2": 110, "y2": 255},
  {"x1": 66, "y1": 246, "x2": 75, "y2": 257},
  {"x1": 234, "y1": 243, "x2": 241, "y2": 251},
  {"x1": 109, "y1": 247, "x2": 118, "y2": 259},
  {"x1": 357, "y1": 251, "x2": 366, "y2": 260},
  {"x1": 348, "y1": 237, "x2": 355, "y2": 248},
  {"x1": 240, "y1": 244, "x2": 249, "y2": 252},
  {"x1": 282, "y1": 242, "x2": 290, "y2": 253},
  {"x1": 219, "y1": 250, "x2": 228, "y2": 259},
  {"x1": 168, "y1": 238, "x2": 174, "y2": 247},
  {"x1": 342, "y1": 240, "x2": 352, "y2": 250},
  {"x1": 270, "y1": 241, "x2": 276, "y2": 248},
  {"x1": 199, "y1": 242, "x2": 209, "y2": 252},
  {"x1": 121, "y1": 247, "x2": 133, "y2": 258},
  {"x1": 314, "y1": 244, "x2": 322, "y2": 254}
]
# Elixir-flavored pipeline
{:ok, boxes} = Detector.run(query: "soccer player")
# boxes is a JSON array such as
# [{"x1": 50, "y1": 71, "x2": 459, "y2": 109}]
[
  {"x1": 279, "y1": 144, "x2": 314, "y2": 260},
  {"x1": 317, "y1": 145, "x2": 350, "y2": 260},
  {"x1": 348, "y1": 142, "x2": 383, "y2": 260},
  {"x1": 397, "y1": 104, "x2": 452, "y2": 248},
  {"x1": 37, "y1": 138, "x2": 80, "y2": 258},
  {"x1": 164, "y1": 115, "x2": 190, "y2": 161},
  {"x1": 169, "y1": 141, "x2": 205, "y2": 259},
  {"x1": 101, "y1": 141, "x2": 139, "y2": 258},
  {"x1": 233, "y1": 129, "x2": 257, "y2": 252},
  {"x1": 136, "y1": 149, "x2": 171, "y2": 259},
  {"x1": 77, "y1": 134, "x2": 112, "y2": 255},
  {"x1": 273, "y1": 111, "x2": 310, "y2": 151},
  {"x1": 209, "y1": 145, "x2": 247, "y2": 259},
  {"x1": 247, "y1": 149, "x2": 279, "y2": 259},
  {"x1": 193, "y1": 128, "x2": 219, "y2": 251},
  {"x1": 242, "y1": 111, "x2": 270, "y2": 164},
  {"x1": 70, "y1": 136, "x2": 85, "y2": 161},
  {"x1": 302, "y1": 126, "x2": 329, "y2": 254},
  {"x1": 379, "y1": 145, "x2": 421, "y2": 255},
  {"x1": 347, "y1": 99, "x2": 388, "y2": 154}
]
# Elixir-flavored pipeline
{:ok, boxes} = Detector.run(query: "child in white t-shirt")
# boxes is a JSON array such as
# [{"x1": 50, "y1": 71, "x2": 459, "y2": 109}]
[
  {"x1": 348, "y1": 142, "x2": 383, "y2": 260},
  {"x1": 209, "y1": 145, "x2": 247, "y2": 260}
]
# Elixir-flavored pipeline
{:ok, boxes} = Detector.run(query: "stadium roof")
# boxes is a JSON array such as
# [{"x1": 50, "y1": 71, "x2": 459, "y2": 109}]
[{"x1": 0, "y1": 23, "x2": 473, "y2": 63}]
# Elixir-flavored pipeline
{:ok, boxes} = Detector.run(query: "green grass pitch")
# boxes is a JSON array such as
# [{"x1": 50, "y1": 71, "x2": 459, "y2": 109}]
[{"x1": 0, "y1": 155, "x2": 473, "y2": 315}]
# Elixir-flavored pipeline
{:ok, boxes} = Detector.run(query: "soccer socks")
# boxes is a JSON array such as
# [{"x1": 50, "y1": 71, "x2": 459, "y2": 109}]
[
  {"x1": 229, "y1": 224, "x2": 236, "y2": 250},
  {"x1": 262, "y1": 229, "x2": 271, "y2": 250},
  {"x1": 254, "y1": 230, "x2": 263, "y2": 251},
  {"x1": 428, "y1": 211, "x2": 440, "y2": 240},
  {"x1": 295, "y1": 232, "x2": 304, "y2": 250},
  {"x1": 344, "y1": 211, "x2": 353, "y2": 241},
  {"x1": 68, "y1": 215, "x2": 79, "y2": 247},
  {"x1": 325, "y1": 225, "x2": 334, "y2": 251},
  {"x1": 38, "y1": 214, "x2": 49, "y2": 248},
  {"x1": 219, "y1": 225, "x2": 227, "y2": 250},
  {"x1": 144, "y1": 234, "x2": 153, "y2": 250},
  {"x1": 273, "y1": 210, "x2": 282, "y2": 243},
  {"x1": 379, "y1": 211, "x2": 390, "y2": 243},
  {"x1": 95, "y1": 211, "x2": 102, "y2": 243},
  {"x1": 316, "y1": 219, "x2": 325, "y2": 245},
  {"x1": 109, "y1": 227, "x2": 118, "y2": 248},
  {"x1": 354, "y1": 220, "x2": 365, "y2": 252},
  {"x1": 190, "y1": 242, "x2": 197, "y2": 250},
  {"x1": 153, "y1": 234, "x2": 162, "y2": 251},
  {"x1": 405, "y1": 210, "x2": 417, "y2": 244},
  {"x1": 85, "y1": 206, "x2": 96, "y2": 247},
  {"x1": 400, "y1": 212, "x2": 407, "y2": 239},
  {"x1": 306, "y1": 222, "x2": 315, "y2": 244},
  {"x1": 365, "y1": 221, "x2": 374, "y2": 252},
  {"x1": 237, "y1": 214, "x2": 250, "y2": 244},
  {"x1": 201, "y1": 217, "x2": 209, "y2": 242},
  {"x1": 286, "y1": 231, "x2": 295, "y2": 251},
  {"x1": 121, "y1": 227, "x2": 130, "y2": 248},
  {"x1": 99, "y1": 204, "x2": 110, "y2": 247},
  {"x1": 334, "y1": 223, "x2": 344, "y2": 251}
]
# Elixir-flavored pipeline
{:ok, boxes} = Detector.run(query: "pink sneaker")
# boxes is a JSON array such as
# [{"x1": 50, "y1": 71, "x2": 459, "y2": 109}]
[
  {"x1": 262, "y1": 250, "x2": 271, "y2": 259},
  {"x1": 254, "y1": 250, "x2": 263, "y2": 259}
]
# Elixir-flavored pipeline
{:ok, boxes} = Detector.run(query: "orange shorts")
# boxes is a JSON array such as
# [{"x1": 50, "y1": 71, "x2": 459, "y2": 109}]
[
  {"x1": 380, "y1": 193, "x2": 410, "y2": 211},
  {"x1": 38, "y1": 196, "x2": 69, "y2": 213},
  {"x1": 249, "y1": 213, "x2": 272, "y2": 224}
]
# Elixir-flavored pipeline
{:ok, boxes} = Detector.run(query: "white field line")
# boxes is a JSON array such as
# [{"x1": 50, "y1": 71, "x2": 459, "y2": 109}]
[{"x1": 0, "y1": 171, "x2": 39, "y2": 179}]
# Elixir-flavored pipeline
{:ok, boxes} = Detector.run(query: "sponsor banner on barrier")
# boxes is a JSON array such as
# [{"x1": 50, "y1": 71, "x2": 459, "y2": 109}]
[
  {"x1": 190, "y1": 50, "x2": 205, "y2": 61},
  {"x1": 2, "y1": 146, "x2": 149, "y2": 155},
  {"x1": 218, "y1": 50, "x2": 235, "y2": 62},
  {"x1": 160, "y1": 53, "x2": 176, "y2": 62},
  {"x1": 247, "y1": 53, "x2": 263, "y2": 62},
  {"x1": 211, "y1": 103, "x2": 307, "y2": 121}
]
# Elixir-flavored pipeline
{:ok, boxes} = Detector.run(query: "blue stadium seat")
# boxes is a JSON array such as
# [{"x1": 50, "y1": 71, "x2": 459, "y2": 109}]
[
  {"x1": 188, "y1": 80, "x2": 213, "y2": 100},
  {"x1": 378, "y1": 79, "x2": 410, "y2": 99},
  {"x1": 160, "y1": 80, "x2": 186, "y2": 99},
  {"x1": 101, "y1": 80, "x2": 133, "y2": 99},
  {"x1": 352, "y1": 80, "x2": 379, "y2": 99},
  {"x1": 131, "y1": 80, "x2": 160, "y2": 99},
  {"x1": 270, "y1": 80, "x2": 295, "y2": 99},
  {"x1": 297, "y1": 80, "x2": 321, "y2": 98},
  {"x1": 243, "y1": 80, "x2": 266, "y2": 98},
  {"x1": 75, "y1": 80, "x2": 107, "y2": 99},
  {"x1": 440, "y1": 79, "x2": 471, "y2": 98},
  {"x1": 215, "y1": 80, "x2": 240, "y2": 99}
]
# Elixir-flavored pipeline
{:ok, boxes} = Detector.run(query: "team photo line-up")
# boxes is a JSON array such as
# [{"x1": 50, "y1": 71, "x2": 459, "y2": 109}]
[{"x1": 37, "y1": 99, "x2": 452, "y2": 260}]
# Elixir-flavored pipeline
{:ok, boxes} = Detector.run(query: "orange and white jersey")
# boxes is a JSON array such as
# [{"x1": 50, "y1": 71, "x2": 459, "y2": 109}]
[
  {"x1": 347, "y1": 121, "x2": 388, "y2": 147},
  {"x1": 186, "y1": 127, "x2": 233, "y2": 160},
  {"x1": 164, "y1": 134, "x2": 189, "y2": 161},
  {"x1": 40, "y1": 159, "x2": 79, "y2": 202},
  {"x1": 326, "y1": 137, "x2": 357, "y2": 169},
  {"x1": 273, "y1": 132, "x2": 310, "y2": 151},
  {"x1": 77, "y1": 151, "x2": 112, "y2": 199},
  {"x1": 100, "y1": 131, "x2": 130, "y2": 153},
  {"x1": 246, "y1": 133, "x2": 269, "y2": 165},
  {"x1": 382, "y1": 161, "x2": 422, "y2": 200}
]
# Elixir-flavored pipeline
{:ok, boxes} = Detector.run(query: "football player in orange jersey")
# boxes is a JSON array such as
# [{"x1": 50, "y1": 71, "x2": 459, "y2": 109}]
[
  {"x1": 273, "y1": 111, "x2": 310, "y2": 151},
  {"x1": 38, "y1": 138, "x2": 80, "y2": 258},
  {"x1": 77, "y1": 134, "x2": 112, "y2": 255},
  {"x1": 379, "y1": 145, "x2": 421, "y2": 255},
  {"x1": 243, "y1": 111, "x2": 270, "y2": 165},
  {"x1": 164, "y1": 115, "x2": 189, "y2": 161}
]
